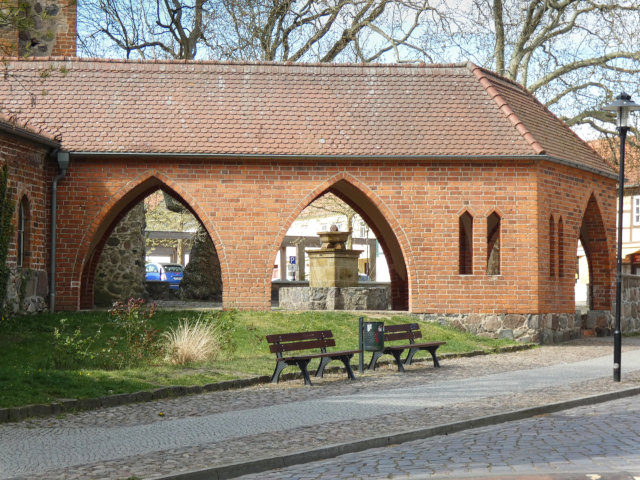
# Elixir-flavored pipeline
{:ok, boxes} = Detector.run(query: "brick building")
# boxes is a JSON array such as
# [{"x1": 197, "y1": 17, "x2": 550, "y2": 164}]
[
  {"x1": 0, "y1": 0, "x2": 619, "y2": 341},
  {"x1": 0, "y1": 56, "x2": 618, "y2": 341},
  {"x1": 0, "y1": 113, "x2": 60, "y2": 312}
]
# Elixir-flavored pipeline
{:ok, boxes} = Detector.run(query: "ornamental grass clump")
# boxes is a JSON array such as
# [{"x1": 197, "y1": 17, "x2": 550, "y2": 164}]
[{"x1": 163, "y1": 317, "x2": 220, "y2": 365}]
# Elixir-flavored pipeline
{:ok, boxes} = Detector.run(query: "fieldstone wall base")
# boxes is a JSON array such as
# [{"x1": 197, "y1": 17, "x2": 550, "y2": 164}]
[
  {"x1": 4, "y1": 267, "x2": 48, "y2": 314},
  {"x1": 94, "y1": 203, "x2": 147, "y2": 307},
  {"x1": 614, "y1": 275, "x2": 640, "y2": 335},
  {"x1": 179, "y1": 225, "x2": 222, "y2": 301},
  {"x1": 581, "y1": 310, "x2": 615, "y2": 336},
  {"x1": 279, "y1": 286, "x2": 390, "y2": 311},
  {"x1": 413, "y1": 312, "x2": 582, "y2": 345}
]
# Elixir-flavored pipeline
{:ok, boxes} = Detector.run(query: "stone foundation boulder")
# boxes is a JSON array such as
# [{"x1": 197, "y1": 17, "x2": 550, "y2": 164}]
[
  {"x1": 179, "y1": 226, "x2": 222, "y2": 301},
  {"x1": 94, "y1": 203, "x2": 147, "y2": 307},
  {"x1": 279, "y1": 286, "x2": 390, "y2": 311}
]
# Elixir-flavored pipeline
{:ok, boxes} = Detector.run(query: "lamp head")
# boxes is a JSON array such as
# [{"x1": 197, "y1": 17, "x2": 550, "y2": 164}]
[{"x1": 603, "y1": 93, "x2": 640, "y2": 128}]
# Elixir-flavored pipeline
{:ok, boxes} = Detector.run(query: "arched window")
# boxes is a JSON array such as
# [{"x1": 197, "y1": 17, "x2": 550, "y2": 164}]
[
  {"x1": 487, "y1": 212, "x2": 500, "y2": 275},
  {"x1": 459, "y1": 211, "x2": 473, "y2": 275},
  {"x1": 549, "y1": 215, "x2": 556, "y2": 277},
  {"x1": 558, "y1": 217, "x2": 564, "y2": 277},
  {"x1": 17, "y1": 196, "x2": 30, "y2": 268}
]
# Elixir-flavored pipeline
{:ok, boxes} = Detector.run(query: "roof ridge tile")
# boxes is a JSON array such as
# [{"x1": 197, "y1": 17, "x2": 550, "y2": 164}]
[{"x1": 468, "y1": 63, "x2": 546, "y2": 155}]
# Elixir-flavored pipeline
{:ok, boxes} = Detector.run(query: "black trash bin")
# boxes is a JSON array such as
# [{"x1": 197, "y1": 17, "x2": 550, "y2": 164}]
[{"x1": 362, "y1": 321, "x2": 384, "y2": 352}]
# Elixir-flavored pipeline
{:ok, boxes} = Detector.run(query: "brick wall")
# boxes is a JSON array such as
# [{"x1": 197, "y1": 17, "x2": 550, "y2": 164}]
[
  {"x1": 0, "y1": 131, "x2": 53, "y2": 311},
  {"x1": 52, "y1": 156, "x2": 616, "y2": 315},
  {"x1": 48, "y1": 0, "x2": 76, "y2": 57},
  {"x1": 537, "y1": 161, "x2": 617, "y2": 314}
]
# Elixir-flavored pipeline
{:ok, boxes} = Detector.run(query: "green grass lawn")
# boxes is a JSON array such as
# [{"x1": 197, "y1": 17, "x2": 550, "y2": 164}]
[{"x1": 0, "y1": 309, "x2": 521, "y2": 408}]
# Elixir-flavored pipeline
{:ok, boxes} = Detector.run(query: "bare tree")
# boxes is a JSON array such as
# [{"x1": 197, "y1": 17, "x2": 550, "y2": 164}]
[
  {"x1": 79, "y1": 0, "x2": 210, "y2": 59},
  {"x1": 300, "y1": 193, "x2": 360, "y2": 247},
  {"x1": 417, "y1": 0, "x2": 640, "y2": 139},
  {"x1": 78, "y1": 0, "x2": 436, "y2": 62}
]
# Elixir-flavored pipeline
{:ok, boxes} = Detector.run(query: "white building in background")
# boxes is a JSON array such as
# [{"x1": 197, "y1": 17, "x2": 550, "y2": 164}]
[{"x1": 274, "y1": 213, "x2": 390, "y2": 283}]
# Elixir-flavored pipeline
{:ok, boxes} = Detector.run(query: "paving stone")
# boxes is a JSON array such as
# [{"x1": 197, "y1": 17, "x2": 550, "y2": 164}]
[{"x1": 2, "y1": 337, "x2": 640, "y2": 480}]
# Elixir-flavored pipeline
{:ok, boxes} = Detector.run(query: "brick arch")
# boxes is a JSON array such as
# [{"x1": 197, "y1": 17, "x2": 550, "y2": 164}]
[
  {"x1": 271, "y1": 172, "x2": 412, "y2": 310},
  {"x1": 578, "y1": 192, "x2": 613, "y2": 311},
  {"x1": 75, "y1": 171, "x2": 227, "y2": 309}
]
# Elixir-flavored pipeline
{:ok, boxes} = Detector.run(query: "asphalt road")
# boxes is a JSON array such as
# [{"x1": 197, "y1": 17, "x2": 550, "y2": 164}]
[{"x1": 236, "y1": 394, "x2": 640, "y2": 480}]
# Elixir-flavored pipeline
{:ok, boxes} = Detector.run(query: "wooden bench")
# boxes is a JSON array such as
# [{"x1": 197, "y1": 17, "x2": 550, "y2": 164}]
[
  {"x1": 267, "y1": 330, "x2": 361, "y2": 386},
  {"x1": 367, "y1": 323, "x2": 445, "y2": 372}
]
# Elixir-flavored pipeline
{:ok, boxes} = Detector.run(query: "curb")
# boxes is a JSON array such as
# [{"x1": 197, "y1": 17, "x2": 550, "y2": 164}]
[
  {"x1": 156, "y1": 386, "x2": 640, "y2": 480},
  {"x1": 0, "y1": 344, "x2": 536, "y2": 423}
]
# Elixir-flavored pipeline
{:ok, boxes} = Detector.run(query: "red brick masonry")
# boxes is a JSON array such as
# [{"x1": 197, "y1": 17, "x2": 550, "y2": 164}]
[{"x1": 0, "y1": 59, "x2": 617, "y2": 314}]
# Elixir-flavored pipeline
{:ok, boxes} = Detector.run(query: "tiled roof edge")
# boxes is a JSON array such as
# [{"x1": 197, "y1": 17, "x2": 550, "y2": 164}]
[
  {"x1": 469, "y1": 63, "x2": 616, "y2": 176},
  {"x1": 467, "y1": 62, "x2": 546, "y2": 155},
  {"x1": 67, "y1": 151, "x2": 618, "y2": 180},
  {"x1": 0, "y1": 111, "x2": 61, "y2": 146},
  {"x1": 0, "y1": 55, "x2": 469, "y2": 71}
]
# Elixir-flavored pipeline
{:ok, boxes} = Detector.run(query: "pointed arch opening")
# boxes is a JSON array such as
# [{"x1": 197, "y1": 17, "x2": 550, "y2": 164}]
[
  {"x1": 79, "y1": 177, "x2": 222, "y2": 309},
  {"x1": 558, "y1": 217, "x2": 564, "y2": 278},
  {"x1": 459, "y1": 211, "x2": 473, "y2": 275},
  {"x1": 577, "y1": 194, "x2": 612, "y2": 312},
  {"x1": 273, "y1": 179, "x2": 409, "y2": 311},
  {"x1": 487, "y1": 211, "x2": 501, "y2": 276},
  {"x1": 549, "y1": 215, "x2": 556, "y2": 277},
  {"x1": 16, "y1": 195, "x2": 30, "y2": 268}
]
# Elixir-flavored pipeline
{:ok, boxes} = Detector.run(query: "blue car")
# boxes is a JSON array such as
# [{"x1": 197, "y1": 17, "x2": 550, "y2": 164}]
[{"x1": 145, "y1": 263, "x2": 184, "y2": 289}]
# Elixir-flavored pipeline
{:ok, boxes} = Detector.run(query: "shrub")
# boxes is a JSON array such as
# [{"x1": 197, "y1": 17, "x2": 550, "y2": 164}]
[
  {"x1": 163, "y1": 317, "x2": 220, "y2": 365},
  {"x1": 52, "y1": 318, "x2": 103, "y2": 369},
  {"x1": 108, "y1": 298, "x2": 161, "y2": 368}
]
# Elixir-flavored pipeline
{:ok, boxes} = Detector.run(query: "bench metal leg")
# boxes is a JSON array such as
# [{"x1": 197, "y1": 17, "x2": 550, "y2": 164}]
[
  {"x1": 367, "y1": 351, "x2": 384, "y2": 370},
  {"x1": 390, "y1": 349, "x2": 405, "y2": 372},
  {"x1": 338, "y1": 354, "x2": 356, "y2": 380},
  {"x1": 315, "y1": 357, "x2": 331, "y2": 378},
  {"x1": 427, "y1": 346, "x2": 441, "y2": 367},
  {"x1": 271, "y1": 361, "x2": 288, "y2": 383},
  {"x1": 404, "y1": 347, "x2": 441, "y2": 367},
  {"x1": 316, "y1": 355, "x2": 356, "y2": 380},
  {"x1": 296, "y1": 359, "x2": 313, "y2": 386},
  {"x1": 405, "y1": 347, "x2": 418, "y2": 365},
  {"x1": 272, "y1": 359, "x2": 314, "y2": 385}
]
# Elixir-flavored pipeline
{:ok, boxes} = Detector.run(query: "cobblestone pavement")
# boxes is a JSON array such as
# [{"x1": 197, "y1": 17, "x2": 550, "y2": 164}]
[
  {"x1": 2, "y1": 337, "x2": 640, "y2": 480},
  {"x1": 239, "y1": 392, "x2": 640, "y2": 480}
]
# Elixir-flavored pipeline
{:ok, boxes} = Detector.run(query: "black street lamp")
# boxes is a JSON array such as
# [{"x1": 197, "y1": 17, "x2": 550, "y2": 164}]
[{"x1": 603, "y1": 93, "x2": 640, "y2": 382}]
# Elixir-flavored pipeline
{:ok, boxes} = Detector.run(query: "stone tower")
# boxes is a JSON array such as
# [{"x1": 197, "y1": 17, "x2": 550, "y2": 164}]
[{"x1": 0, "y1": 0, "x2": 76, "y2": 57}]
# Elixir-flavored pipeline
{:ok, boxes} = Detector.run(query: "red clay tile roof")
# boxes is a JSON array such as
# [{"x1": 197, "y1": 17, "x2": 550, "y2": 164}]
[
  {"x1": 0, "y1": 111, "x2": 60, "y2": 144},
  {"x1": 0, "y1": 57, "x2": 614, "y2": 175}
]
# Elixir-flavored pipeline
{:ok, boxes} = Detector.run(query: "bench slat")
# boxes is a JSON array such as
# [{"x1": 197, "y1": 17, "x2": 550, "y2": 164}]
[
  {"x1": 278, "y1": 349, "x2": 361, "y2": 362},
  {"x1": 266, "y1": 330, "x2": 332, "y2": 343},
  {"x1": 269, "y1": 338, "x2": 336, "y2": 354},
  {"x1": 384, "y1": 323, "x2": 419, "y2": 333},
  {"x1": 384, "y1": 341, "x2": 445, "y2": 350}
]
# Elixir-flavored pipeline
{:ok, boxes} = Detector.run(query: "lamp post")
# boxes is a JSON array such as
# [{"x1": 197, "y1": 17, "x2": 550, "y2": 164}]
[{"x1": 603, "y1": 93, "x2": 640, "y2": 382}]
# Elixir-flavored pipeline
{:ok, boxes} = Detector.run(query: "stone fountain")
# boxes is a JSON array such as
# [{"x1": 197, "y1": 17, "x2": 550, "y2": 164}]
[
  {"x1": 308, "y1": 228, "x2": 362, "y2": 288},
  {"x1": 278, "y1": 226, "x2": 390, "y2": 310}
]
